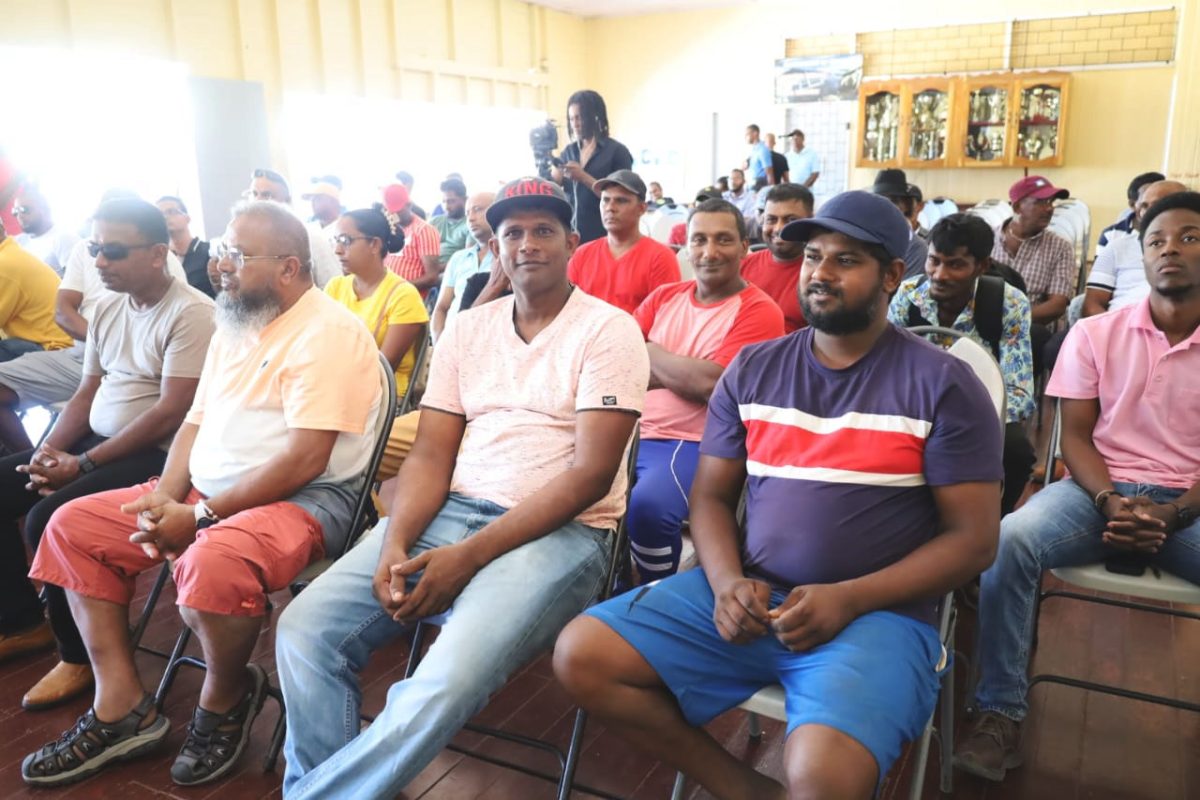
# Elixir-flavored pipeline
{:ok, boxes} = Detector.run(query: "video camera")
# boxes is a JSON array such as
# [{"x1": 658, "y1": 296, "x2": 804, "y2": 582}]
[{"x1": 530, "y1": 120, "x2": 563, "y2": 181}]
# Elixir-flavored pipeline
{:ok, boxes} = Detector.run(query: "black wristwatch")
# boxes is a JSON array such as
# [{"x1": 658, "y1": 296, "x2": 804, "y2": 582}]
[
  {"x1": 77, "y1": 451, "x2": 97, "y2": 474},
  {"x1": 1169, "y1": 502, "x2": 1197, "y2": 529}
]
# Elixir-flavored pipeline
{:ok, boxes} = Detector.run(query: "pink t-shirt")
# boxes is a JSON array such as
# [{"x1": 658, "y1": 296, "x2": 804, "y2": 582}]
[
  {"x1": 634, "y1": 281, "x2": 784, "y2": 442},
  {"x1": 567, "y1": 235, "x2": 681, "y2": 315},
  {"x1": 1047, "y1": 298, "x2": 1200, "y2": 489},
  {"x1": 422, "y1": 289, "x2": 649, "y2": 529}
]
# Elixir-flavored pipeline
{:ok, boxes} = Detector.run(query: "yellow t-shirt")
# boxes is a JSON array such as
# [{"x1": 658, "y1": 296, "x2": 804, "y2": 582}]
[
  {"x1": 325, "y1": 271, "x2": 429, "y2": 396},
  {"x1": 0, "y1": 238, "x2": 72, "y2": 350}
]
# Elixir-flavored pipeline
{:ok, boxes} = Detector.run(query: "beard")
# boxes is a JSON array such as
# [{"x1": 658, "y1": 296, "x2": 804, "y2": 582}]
[
  {"x1": 216, "y1": 286, "x2": 283, "y2": 336},
  {"x1": 800, "y1": 279, "x2": 884, "y2": 335}
]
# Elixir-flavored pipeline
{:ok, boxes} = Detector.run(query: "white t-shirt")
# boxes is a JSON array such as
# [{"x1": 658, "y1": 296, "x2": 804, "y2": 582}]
[
  {"x1": 1085, "y1": 232, "x2": 1149, "y2": 311},
  {"x1": 60, "y1": 239, "x2": 188, "y2": 325},
  {"x1": 15, "y1": 225, "x2": 79, "y2": 275},
  {"x1": 307, "y1": 225, "x2": 339, "y2": 289},
  {"x1": 85, "y1": 278, "x2": 215, "y2": 443}
]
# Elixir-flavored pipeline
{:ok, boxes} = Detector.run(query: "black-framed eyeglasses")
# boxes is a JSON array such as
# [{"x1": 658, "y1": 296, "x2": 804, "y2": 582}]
[
  {"x1": 331, "y1": 234, "x2": 373, "y2": 248},
  {"x1": 252, "y1": 168, "x2": 287, "y2": 184},
  {"x1": 212, "y1": 240, "x2": 291, "y2": 270},
  {"x1": 86, "y1": 241, "x2": 156, "y2": 261}
]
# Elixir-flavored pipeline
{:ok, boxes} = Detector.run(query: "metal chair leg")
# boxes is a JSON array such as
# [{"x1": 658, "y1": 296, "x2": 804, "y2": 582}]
[
  {"x1": 556, "y1": 707, "x2": 588, "y2": 800},
  {"x1": 940, "y1": 628, "x2": 956, "y2": 794},
  {"x1": 670, "y1": 770, "x2": 687, "y2": 800},
  {"x1": 747, "y1": 711, "x2": 763, "y2": 739}
]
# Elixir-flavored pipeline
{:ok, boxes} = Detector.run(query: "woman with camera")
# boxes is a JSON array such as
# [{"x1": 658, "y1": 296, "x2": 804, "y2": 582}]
[{"x1": 552, "y1": 89, "x2": 633, "y2": 243}]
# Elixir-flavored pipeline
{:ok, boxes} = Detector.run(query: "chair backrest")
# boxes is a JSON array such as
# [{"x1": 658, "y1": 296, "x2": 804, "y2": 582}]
[
  {"x1": 398, "y1": 327, "x2": 432, "y2": 416},
  {"x1": 335, "y1": 351, "x2": 399, "y2": 559},
  {"x1": 650, "y1": 207, "x2": 688, "y2": 244},
  {"x1": 966, "y1": 199, "x2": 1012, "y2": 229},
  {"x1": 601, "y1": 431, "x2": 641, "y2": 600},
  {"x1": 907, "y1": 326, "x2": 1006, "y2": 432}
]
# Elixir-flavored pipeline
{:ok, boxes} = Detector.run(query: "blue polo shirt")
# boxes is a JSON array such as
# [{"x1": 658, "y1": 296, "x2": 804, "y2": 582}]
[{"x1": 747, "y1": 142, "x2": 772, "y2": 182}]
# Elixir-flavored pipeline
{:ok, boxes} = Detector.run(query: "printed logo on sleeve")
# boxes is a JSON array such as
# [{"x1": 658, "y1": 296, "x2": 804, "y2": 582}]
[{"x1": 602, "y1": 396, "x2": 618, "y2": 406}]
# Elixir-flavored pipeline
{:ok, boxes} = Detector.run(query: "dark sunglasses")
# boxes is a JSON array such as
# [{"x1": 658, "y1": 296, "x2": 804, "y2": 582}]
[
  {"x1": 87, "y1": 241, "x2": 156, "y2": 261},
  {"x1": 252, "y1": 168, "x2": 287, "y2": 184}
]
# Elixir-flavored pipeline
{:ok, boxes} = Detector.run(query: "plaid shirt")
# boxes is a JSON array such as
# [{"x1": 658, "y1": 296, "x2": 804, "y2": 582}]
[
  {"x1": 991, "y1": 220, "x2": 1076, "y2": 305},
  {"x1": 888, "y1": 277, "x2": 1035, "y2": 423}
]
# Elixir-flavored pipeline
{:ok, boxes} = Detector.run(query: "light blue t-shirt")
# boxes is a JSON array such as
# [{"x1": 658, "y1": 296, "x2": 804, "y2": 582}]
[
  {"x1": 785, "y1": 149, "x2": 822, "y2": 183},
  {"x1": 747, "y1": 142, "x2": 772, "y2": 181},
  {"x1": 438, "y1": 242, "x2": 494, "y2": 323}
]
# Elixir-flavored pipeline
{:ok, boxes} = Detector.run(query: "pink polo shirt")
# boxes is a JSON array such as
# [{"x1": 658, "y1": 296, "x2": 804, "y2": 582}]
[{"x1": 1047, "y1": 298, "x2": 1200, "y2": 489}]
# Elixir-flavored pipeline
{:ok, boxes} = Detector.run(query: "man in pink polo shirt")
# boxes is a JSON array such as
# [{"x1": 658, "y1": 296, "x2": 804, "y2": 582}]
[
  {"x1": 957, "y1": 191, "x2": 1200, "y2": 784},
  {"x1": 568, "y1": 169, "x2": 680, "y2": 314},
  {"x1": 628, "y1": 198, "x2": 783, "y2": 581}
]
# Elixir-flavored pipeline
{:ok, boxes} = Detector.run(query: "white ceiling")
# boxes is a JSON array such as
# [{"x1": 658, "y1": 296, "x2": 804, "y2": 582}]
[{"x1": 525, "y1": 0, "x2": 756, "y2": 19}]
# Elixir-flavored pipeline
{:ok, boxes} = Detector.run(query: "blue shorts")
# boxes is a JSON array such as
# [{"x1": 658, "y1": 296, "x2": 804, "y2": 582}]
[{"x1": 586, "y1": 569, "x2": 944, "y2": 778}]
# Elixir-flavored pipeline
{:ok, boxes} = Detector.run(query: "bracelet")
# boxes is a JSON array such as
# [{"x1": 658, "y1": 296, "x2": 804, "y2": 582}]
[{"x1": 1093, "y1": 489, "x2": 1119, "y2": 510}]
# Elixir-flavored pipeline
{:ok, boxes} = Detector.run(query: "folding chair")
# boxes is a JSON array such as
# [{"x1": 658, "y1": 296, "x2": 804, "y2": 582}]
[
  {"x1": 1028, "y1": 401, "x2": 1200, "y2": 712},
  {"x1": 149, "y1": 352, "x2": 398, "y2": 758},
  {"x1": 387, "y1": 433, "x2": 641, "y2": 800},
  {"x1": 671, "y1": 327, "x2": 1005, "y2": 799},
  {"x1": 397, "y1": 326, "x2": 431, "y2": 417}
]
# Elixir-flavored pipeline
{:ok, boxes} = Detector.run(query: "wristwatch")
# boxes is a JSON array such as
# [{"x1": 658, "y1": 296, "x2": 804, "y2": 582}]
[
  {"x1": 1169, "y1": 502, "x2": 1197, "y2": 529},
  {"x1": 193, "y1": 500, "x2": 220, "y2": 529},
  {"x1": 77, "y1": 451, "x2": 97, "y2": 474}
]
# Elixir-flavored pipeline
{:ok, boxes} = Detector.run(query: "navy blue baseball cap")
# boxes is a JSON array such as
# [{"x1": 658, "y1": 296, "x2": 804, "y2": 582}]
[{"x1": 779, "y1": 190, "x2": 912, "y2": 261}]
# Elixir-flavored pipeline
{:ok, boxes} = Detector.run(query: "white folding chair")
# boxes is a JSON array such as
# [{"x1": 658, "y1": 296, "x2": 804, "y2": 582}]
[
  {"x1": 1028, "y1": 401, "x2": 1200, "y2": 713},
  {"x1": 671, "y1": 327, "x2": 1005, "y2": 799},
  {"x1": 966, "y1": 199, "x2": 1013, "y2": 230}
]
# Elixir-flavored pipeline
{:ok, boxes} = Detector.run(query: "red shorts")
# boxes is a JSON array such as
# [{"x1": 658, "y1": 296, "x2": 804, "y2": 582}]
[{"x1": 29, "y1": 480, "x2": 325, "y2": 617}]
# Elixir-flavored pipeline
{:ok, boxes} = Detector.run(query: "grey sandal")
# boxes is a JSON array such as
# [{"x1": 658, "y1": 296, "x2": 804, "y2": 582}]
[{"x1": 22, "y1": 693, "x2": 169, "y2": 786}]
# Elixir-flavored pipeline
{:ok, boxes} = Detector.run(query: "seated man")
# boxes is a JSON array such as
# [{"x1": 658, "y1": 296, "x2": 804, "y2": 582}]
[
  {"x1": 13, "y1": 184, "x2": 79, "y2": 275},
  {"x1": 0, "y1": 204, "x2": 190, "y2": 453},
  {"x1": 275, "y1": 177, "x2": 648, "y2": 799},
  {"x1": 1083, "y1": 180, "x2": 1187, "y2": 318},
  {"x1": 21, "y1": 201, "x2": 381, "y2": 787},
  {"x1": 554, "y1": 191, "x2": 1002, "y2": 800},
  {"x1": 0, "y1": 198, "x2": 214, "y2": 709},
  {"x1": 1096, "y1": 171, "x2": 1164, "y2": 252},
  {"x1": 740, "y1": 182, "x2": 814, "y2": 332},
  {"x1": 955, "y1": 191, "x2": 1200, "y2": 783},
  {"x1": 889, "y1": 213, "x2": 1035, "y2": 514},
  {"x1": 871, "y1": 169, "x2": 928, "y2": 279},
  {"x1": 629, "y1": 198, "x2": 783, "y2": 581},
  {"x1": 0, "y1": 223, "x2": 72, "y2": 361},
  {"x1": 431, "y1": 190, "x2": 496, "y2": 339},
  {"x1": 245, "y1": 167, "x2": 340, "y2": 288},
  {"x1": 991, "y1": 176, "x2": 1076, "y2": 372},
  {"x1": 568, "y1": 169, "x2": 680, "y2": 314}
]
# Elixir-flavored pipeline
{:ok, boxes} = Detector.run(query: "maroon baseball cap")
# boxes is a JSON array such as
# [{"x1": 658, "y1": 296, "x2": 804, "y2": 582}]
[
  {"x1": 1009, "y1": 175, "x2": 1069, "y2": 205},
  {"x1": 486, "y1": 177, "x2": 573, "y2": 230}
]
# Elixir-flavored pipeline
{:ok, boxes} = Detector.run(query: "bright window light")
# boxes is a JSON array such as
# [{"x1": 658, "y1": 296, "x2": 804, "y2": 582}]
[
  {"x1": 282, "y1": 92, "x2": 547, "y2": 212},
  {"x1": 0, "y1": 46, "x2": 199, "y2": 232}
]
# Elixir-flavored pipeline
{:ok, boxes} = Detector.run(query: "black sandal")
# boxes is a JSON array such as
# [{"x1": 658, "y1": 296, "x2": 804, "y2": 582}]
[
  {"x1": 22, "y1": 693, "x2": 169, "y2": 786},
  {"x1": 171, "y1": 663, "x2": 268, "y2": 786}
]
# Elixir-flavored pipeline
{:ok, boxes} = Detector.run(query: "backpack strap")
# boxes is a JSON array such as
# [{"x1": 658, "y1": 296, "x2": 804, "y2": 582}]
[
  {"x1": 973, "y1": 275, "x2": 1005, "y2": 362},
  {"x1": 906, "y1": 275, "x2": 933, "y2": 328}
]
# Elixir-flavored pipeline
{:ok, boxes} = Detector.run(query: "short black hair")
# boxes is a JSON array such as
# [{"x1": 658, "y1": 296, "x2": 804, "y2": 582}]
[
  {"x1": 747, "y1": 124, "x2": 760, "y2": 134},
  {"x1": 314, "y1": 174, "x2": 343, "y2": 189},
  {"x1": 1139, "y1": 190, "x2": 1200, "y2": 240},
  {"x1": 92, "y1": 198, "x2": 169, "y2": 245},
  {"x1": 156, "y1": 195, "x2": 188, "y2": 214},
  {"x1": 929, "y1": 213, "x2": 994, "y2": 263},
  {"x1": 395, "y1": 171, "x2": 414, "y2": 188},
  {"x1": 439, "y1": 178, "x2": 467, "y2": 198},
  {"x1": 688, "y1": 198, "x2": 747, "y2": 241},
  {"x1": 764, "y1": 183, "x2": 814, "y2": 211},
  {"x1": 1128, "y1": 171, "x2": 1166, "y2": 204}
]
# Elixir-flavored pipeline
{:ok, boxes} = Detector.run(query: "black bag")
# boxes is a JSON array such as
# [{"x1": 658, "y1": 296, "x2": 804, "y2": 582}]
[{"x1": 906, "y1": 274, "x2": 1006, "y2": 361}]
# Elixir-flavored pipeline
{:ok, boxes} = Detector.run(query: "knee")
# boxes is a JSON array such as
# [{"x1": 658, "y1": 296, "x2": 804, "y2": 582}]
[
  {"x1": 175, "y1": 544, "x2": 262, "y2": 614},
  {"x1": 785, "y1": 733, "x2": 877, "y2": 800},
  {"x1": 552, "y1": 616, "x2": 614, "y2": 702}
]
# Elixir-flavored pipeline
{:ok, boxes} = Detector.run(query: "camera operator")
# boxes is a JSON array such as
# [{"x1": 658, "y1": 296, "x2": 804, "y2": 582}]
[{"x1": 551, "y1": 90, "x2": 633, "y2": 243}]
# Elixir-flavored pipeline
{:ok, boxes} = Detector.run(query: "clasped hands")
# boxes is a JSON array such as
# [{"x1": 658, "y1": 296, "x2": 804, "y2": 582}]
[
  {"x1": 16, "y1": 445, "x2": 82, "y2": 496},
  {"x1": 713, "y1": 576, "x2": 858, "y2": 653},
  {"x1": 372, "y1": 540, "x2": 482, "y2": 624},
  {"x1": 120, "y1": 490, "x2": 198, "y2": 560},
  {"x1": 1100, "y1": 495, "x2": 1179, "y2": 554}
]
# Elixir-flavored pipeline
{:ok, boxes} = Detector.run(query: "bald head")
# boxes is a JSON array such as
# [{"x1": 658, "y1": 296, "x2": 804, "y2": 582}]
[
  {"x1": 466, "y1": 190, "x2": 497, "y2": 244},
  {"x1": 1136, "y1": 180, "x2": 1188, "y2": 226}
]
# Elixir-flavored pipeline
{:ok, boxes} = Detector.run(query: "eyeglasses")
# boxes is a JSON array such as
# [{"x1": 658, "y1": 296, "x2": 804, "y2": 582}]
[
  {"x1": 160, "y1": 207, "x2": 184, "y2": 217},
  {"x1": 86, "y1": 241, "x2": 156, "y2": 261},
  {"x1": 331, "y1": 234, "x2": 373, "y2": 248},
  {"x1": 252, "y1": 168, "x2": 287, "y2": 184},
  {"x1": 212, "y1": 240, "x2": 291, "y2": 270}
]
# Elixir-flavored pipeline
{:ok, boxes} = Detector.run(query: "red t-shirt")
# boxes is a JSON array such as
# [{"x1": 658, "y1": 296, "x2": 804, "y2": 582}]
[
  {"x1": 568, "y1": 236, "x2": 681, "y2": 315},
  {"x1": 634, "y1": 280, "x2": 784, "y2": 441},
  {"x1": 740, "y1": 249, "x2": 805, "y2": 332}
]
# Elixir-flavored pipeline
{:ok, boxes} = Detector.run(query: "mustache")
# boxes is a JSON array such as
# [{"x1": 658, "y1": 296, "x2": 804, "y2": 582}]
[{"x1": 805, "y1": 281, "x2": 841, "y2": 297}]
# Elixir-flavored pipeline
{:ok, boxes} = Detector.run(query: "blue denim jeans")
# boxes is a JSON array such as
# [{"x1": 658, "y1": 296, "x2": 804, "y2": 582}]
[
  {"x1": 974, "y1": 479, "x2": 1200, "y2": 720},
  {"x1": 276, "y1": 493, "x2": 611, "y2": 799},
  {"x1": 0, "y1": 337, "x2": 43, "y2": 363}
]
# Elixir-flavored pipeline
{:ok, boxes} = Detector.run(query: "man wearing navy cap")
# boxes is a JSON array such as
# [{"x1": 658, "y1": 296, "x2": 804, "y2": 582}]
[
  {"x1": 275, "y1": 177, "x2": 649, "y2": 799},
  {"x1": 556, "y1": 191, "x2": 1003, "y2": 799}
]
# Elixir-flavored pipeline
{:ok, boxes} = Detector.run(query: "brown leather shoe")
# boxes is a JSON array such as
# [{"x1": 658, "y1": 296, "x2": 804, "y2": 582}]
[
  {"x1": 953, "y1": 711, "x2": 1023, "y2": 782},
  {"x1": 22, "y1": 661, "x2": 95, "y2": 711},
  {"x1": 0, "y1": 621, "x2": 55, "y2": 663}
]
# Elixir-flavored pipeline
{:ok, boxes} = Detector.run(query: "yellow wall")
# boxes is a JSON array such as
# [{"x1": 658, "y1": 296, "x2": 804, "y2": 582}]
[
  {"x1": 587, "y1": 0, "x2": 1188, "y2": 231},
  {"x1": 1, "y1": 0, "x2": 587, "y2": 170}
]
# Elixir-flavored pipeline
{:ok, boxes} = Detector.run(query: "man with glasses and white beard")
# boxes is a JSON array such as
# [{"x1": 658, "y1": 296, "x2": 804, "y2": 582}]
[{"x1": 21, "y1": 201, "x2": 380, "y2": 788}]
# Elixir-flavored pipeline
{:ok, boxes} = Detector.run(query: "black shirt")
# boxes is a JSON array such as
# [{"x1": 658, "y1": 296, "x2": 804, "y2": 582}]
[
  {"x1": 770, "y1": 150, "x2": 788, "y2": 184},
  {"x1": 177, "y1": 238, "x2": 214, "y2": 298},
  {"x1": 561, "y1": 137, "x2": 634, "y2": 243},
  {"x1": 459, "y1": 271, "x2": 512, "y2": 311}
]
